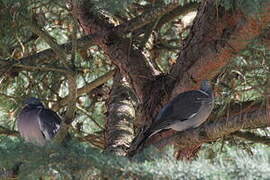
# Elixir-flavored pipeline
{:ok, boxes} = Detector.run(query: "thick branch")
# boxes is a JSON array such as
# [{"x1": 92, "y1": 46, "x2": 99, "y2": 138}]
[
  {"x1": 72, "y1": 1, "x2": 157, "y2": 101},
  {"x1": 170, "y1": 0, "x2": 270, "y2": 96}
]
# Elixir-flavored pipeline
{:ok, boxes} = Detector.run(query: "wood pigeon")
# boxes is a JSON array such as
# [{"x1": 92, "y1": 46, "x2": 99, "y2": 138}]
[
  {"x1": 17, "y1": 97, "x2": 61, "y2": 146},
  {"x1": 135, "y1": 80, "x2": 214, "y2": 149}
]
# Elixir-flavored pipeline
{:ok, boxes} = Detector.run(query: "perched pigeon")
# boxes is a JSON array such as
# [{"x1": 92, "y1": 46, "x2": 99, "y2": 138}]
[
  {"x1": 134, "y1": 80, "x2": 214, "y2": 149},
  {"x1": 17, "y1": 97, "x2": 61, "y2": 146}
]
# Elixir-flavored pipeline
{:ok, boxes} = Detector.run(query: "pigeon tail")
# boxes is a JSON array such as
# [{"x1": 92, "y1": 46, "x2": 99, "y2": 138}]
[{"x1": 128, "y1": 128, "x2": 152, "y2": 156}]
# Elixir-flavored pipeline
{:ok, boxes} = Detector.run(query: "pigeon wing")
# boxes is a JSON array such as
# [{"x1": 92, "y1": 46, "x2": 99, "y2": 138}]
[
  {"x1": 38, "y1": 109, "x2": 61, "y2": 140},
  {"x1": 149, "y1": 90, "x2": 210, "y2": 134}
]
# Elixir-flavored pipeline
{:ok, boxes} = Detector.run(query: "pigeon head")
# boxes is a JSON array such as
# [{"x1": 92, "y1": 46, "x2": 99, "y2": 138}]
[
  {"x1": 199, "y1": 80, "x2": 212, "y2": 96},
  {"x1": 24, "y1": 97, "x2": 43, "y2": 107}
]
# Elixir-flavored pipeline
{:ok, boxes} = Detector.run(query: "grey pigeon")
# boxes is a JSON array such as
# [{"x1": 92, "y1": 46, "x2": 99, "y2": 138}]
[
  {"x1": 135, "y1": 80, "x2": 214, "y2": 149},
  {"x1": 17, "y1": 97, "x2": 61, "y2": 146}
]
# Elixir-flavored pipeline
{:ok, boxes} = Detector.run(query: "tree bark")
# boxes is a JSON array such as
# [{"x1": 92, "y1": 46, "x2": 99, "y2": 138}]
[
  {"x1": 170, "y1": 0, "x2": 270, "y2": 97},
  {"x1": 71, "y1": 0, "x2": 158, "y2": 101},
  {"x1": 105, "y1": 71, "x2": 135, "y2": 155}
]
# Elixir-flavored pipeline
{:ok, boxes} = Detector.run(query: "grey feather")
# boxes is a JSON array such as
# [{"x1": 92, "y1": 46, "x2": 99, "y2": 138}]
[
  {"x1": 149, "y1": 80, "x2": 214, "y2": 137},
  {"x1": 135, "y1": 80, "x2": 214, "y2": 149},
  {"x1": 38, "y1": 109, "x2": 61, "y2": 140},
  {"x1": 17, "y1": 97, "x2": 61, "y2": 146}
]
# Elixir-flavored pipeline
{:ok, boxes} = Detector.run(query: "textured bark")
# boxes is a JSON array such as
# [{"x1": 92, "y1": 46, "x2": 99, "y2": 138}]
[
  {"x1": 105, "y1": 71, "x2": 135, "y2": 155},
  {"x1": 170, "y1": 0, "x2": 270, "y2": 97},
  {"x1": 72, "y1": 0, "x2": 161, "y2": 101}
]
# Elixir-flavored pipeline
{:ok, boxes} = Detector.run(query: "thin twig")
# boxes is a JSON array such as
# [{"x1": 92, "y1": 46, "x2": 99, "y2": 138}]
[
  {"x1": 114, "y1": 2, "x2": 179, "y2": 33},
  {"x1": 232, "y1": 131, "x2": 270, "y2": 146},
  {"x1": 24, "y1": 18, "x2": 71, "y2": 69},
  {"x1": 76, "y1": 105, "x2": 104, "y2": 130},
  {"x1": 139, "y1": 17, "x2": 161, "y2": 49},
  {"x1": 53, "y1": 69, "x2": 116, "y2": 111},
  {"x1": 0, "y1": 93, "x2": 20, "y2": 101},
  {"x1": 76, "y1": 134, "x2": 105, "y2": 149},
  {"x1": 0, "y1": 125, "x2": 19, "y2": 136},
  {"x1": 14, "y1": 64, "x2": 67, "y2": 73},
  {"x1": 71, "y1": 16, "x2": 78, "y2": 69}
]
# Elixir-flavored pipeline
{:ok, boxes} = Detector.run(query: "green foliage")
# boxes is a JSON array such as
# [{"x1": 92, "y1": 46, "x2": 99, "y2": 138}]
[
  {"x1": 0, "y1": 0, "x2": 112, "y2": 134},
  {"x1": 217, "y1": 0, "x2": 268, "y2": 14},
  {"x1": 92, "y1": 0, "x2": 135, "y2": 14},
  {"x1": 1, "y1": 137, "x2": 270, "y2": 179},
  {"x1": 0, "y1": 0, "x2": 67, "y2": 58},
  {"x1": 213, "y1": 39, "x2": 269, "y2": 118}
]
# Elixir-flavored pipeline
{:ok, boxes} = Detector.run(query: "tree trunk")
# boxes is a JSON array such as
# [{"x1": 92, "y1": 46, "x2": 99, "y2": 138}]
[{"x1": 105, "y1": 70, "x2": 135, "y2": 155}]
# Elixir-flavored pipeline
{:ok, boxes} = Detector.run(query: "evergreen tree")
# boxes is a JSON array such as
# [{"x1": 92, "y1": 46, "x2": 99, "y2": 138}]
[{"x1": 0, "y1": 0, "x2": 270, "y2": 179}]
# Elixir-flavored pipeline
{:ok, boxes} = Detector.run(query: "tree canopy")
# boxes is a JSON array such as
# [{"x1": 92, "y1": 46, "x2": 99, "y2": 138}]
[{"x1": 0, "y1": 0, "x2": 270, "y2": 179}]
